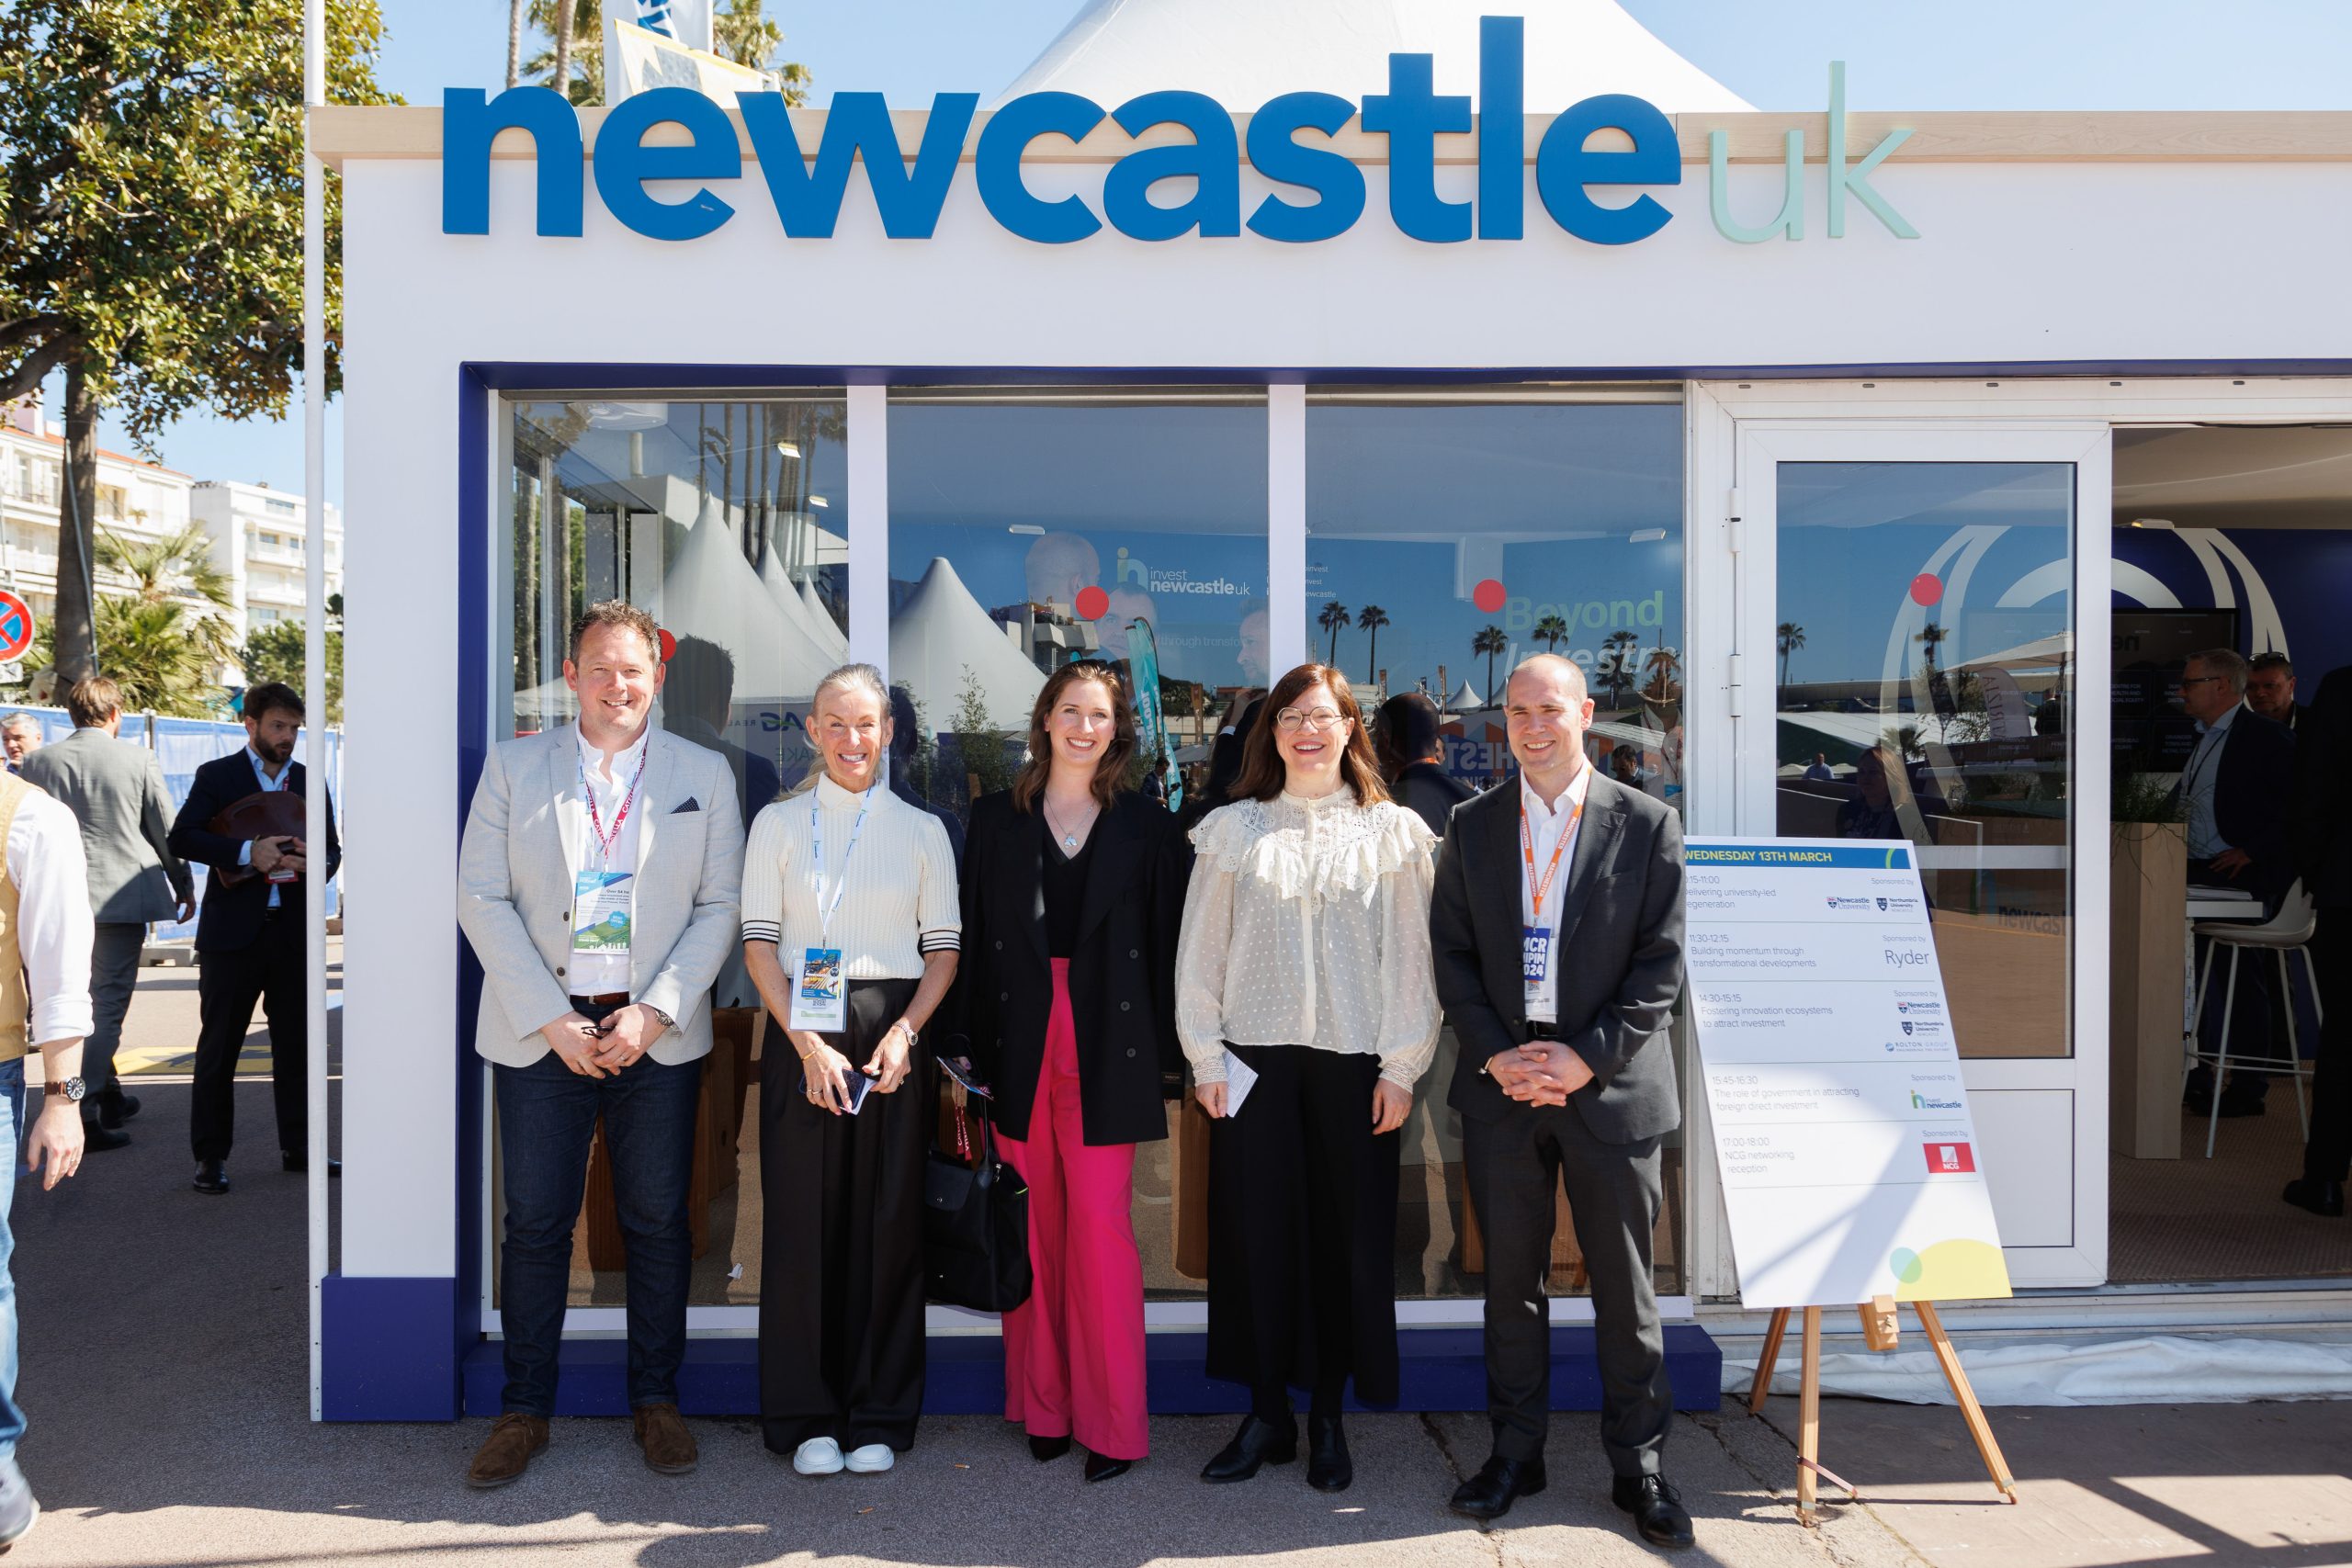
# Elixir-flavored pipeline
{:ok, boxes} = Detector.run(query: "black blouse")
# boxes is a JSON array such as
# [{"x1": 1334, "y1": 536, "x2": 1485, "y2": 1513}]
[{"x1": 1041, "y1": 815, "x2": 1095, "y2": 959}]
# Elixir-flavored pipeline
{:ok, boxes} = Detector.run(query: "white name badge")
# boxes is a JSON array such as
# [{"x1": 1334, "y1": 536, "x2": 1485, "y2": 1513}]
[
  {"x1": 1521, "y1": 924, "x2": 1553, "y2": 1005},
  {"x1": 572, "y1": 869, "x2": 634, "y2": 954},
  {"x1": 791, "y1": 946, "x2": 847, "y2": 1032}
]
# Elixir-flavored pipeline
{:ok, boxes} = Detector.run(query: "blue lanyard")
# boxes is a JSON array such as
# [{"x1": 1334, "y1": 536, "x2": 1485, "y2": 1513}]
[{"x1": 809, "y1": 786, "x2": 874, "y2": 942}]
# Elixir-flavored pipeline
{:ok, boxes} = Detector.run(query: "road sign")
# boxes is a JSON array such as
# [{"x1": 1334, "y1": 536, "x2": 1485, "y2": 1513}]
[{"x1": 0, "y1": 591, "x2": 32, "y2": 664}]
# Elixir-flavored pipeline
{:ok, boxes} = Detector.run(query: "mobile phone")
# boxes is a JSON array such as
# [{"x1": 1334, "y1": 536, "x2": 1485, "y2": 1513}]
[{"x1": 841, "y1": 1070, "x2": 876, "y2": 1115}]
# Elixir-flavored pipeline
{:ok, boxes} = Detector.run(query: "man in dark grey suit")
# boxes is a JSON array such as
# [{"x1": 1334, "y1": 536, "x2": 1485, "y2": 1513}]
[
  {"x1": 17, "y1": 676, "x2": 195, "y2": 1148},
  {"x1": 1429, "y1": 653, "x2": 1690, "y2": 1548}
]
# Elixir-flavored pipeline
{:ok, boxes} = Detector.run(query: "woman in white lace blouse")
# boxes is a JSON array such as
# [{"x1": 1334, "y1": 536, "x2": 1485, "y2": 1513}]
[{"x1": 1175, "y1": 662, "x2": 1441, "y2": 1494}]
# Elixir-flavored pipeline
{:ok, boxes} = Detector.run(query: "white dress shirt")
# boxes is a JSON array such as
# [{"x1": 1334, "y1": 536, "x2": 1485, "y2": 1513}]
[
  {"x1": 8, "y1": 786, "x2": 96, "y2": 1046},
  {"x1": 570, "y1": 722, "x2": 650, "y2": 997},
  {"x1": 2181, "y1": 702, "x2": 2238, "y2": 861},
  {"x1": 1521, "y1": 763, "x2": 1593, "y2": 1024},
  {"x1": 232, "y1": 747, "x2": 294, "y2": 908}
]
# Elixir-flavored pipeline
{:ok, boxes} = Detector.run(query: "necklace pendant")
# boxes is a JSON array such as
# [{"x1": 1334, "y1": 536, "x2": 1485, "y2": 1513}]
[{"x1": 1063, "y1": 833, "x2": 1079, "y2": 851}]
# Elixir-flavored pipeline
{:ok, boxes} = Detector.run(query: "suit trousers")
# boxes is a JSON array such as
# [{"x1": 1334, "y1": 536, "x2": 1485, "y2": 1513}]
[
  {"x1": 996, "y1": 960, "x2": 1148, "y2": 1461},
  {"x1": 1463, "y1": 1100, "x2": 1670, "y2": 1477},
  {"x1": 1205, "y1": 1044, "x2": 1400, "y2": 1417},
  {"x1": 85, "y1": 923, "x2": 147, "y2": 1105},
  {"x1": 2305, "y1": 908, "x2": 2352, "y2": 1184},
  {"x1": 189, "y1": 911, "x2": 308, "y2": 1162},
  {"x1": 759, "y1": 978, "x2": 930, "y2": 1455}
]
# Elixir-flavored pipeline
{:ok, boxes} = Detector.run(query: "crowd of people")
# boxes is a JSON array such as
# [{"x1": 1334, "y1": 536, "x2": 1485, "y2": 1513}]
[{"x1": 454, "y1": 601, "x2": 1694, "y2": 1549}]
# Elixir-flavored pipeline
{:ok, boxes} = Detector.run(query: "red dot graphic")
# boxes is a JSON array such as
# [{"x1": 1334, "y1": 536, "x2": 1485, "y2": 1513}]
[
  {"x1": 1908, "y1": 573, "x2": 1944, "y2": 607},
  {"x1": 1075, "y1": 586, "x2": 1111, "y2": 621},
  {"x1": 1473, "y1": 579, "x2": 1507, "y2": 615},
  {"x1": 657, "y1": 628, "x2": 677, "y2": 661}
]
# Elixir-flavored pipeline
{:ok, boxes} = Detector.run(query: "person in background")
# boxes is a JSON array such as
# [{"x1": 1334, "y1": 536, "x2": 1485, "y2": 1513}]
[
  {"x1": 2247, "y1": 651, "x2": 2303, "y2": 731},
  {"x1": 1428, "y1": 654, "x2": 1691, "y2": 1546},
  {"x1": 1141, "y1": 753, "x2": 1170, "y2": 807},
  {"x1": 1802, "y1": 752, "x2": 1836, "y2": 782},
  {"x1": 1202, "y1": 688, "x2": 1264, "y2": 807},
  {"x1": 166, "y1": 682, "x2": 340, "y2": 1197},
  {"x1": 743, "y1": 663, "x2": 959, "y2": 1477},
  {"x1": 2288, "y1": 661, "x2": 2352, "y2": 1217},
  {"x1": 1374, "y1": 691, "x2": 1472, "y2": 839},
  {"x1": 888, "y1": 684, "x2": 966, "y2": 862},
  {"x1": 957, "y1": 661, "x2": 1184, "y2": 1483},
  {"x1": 662, "y1": 636, "x2": 782, "y2": 827},
  {"x1": 0, "y1": 750, "x2": 96, "y2": 1552},
  {"x1": 17, "y1": 677, "x2": 195, "y2": 1149},
  {"x1": 1837, "y1": 744, "x2": 1929, "y2": 848},
  {"x1": 1178, "y1": 663, "x2": 1440, "y2": 1494},
  {"x1": 0, "y1": 716, "x2": 40, "y2": 775},
  {"x1": 455, "y1": 602, "x2": 744, "y2": 1487}
]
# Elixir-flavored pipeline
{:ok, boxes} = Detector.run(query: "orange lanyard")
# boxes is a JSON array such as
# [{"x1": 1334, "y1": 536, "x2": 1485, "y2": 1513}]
[{"x1": 1521, "y1": 795, "x2": 1583, "y2": 923}]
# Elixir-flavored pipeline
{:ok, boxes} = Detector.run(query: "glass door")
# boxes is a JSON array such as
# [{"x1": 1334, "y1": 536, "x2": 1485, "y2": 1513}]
[{"x1": 1729, "y1": 421, "x2": 2113, "y2": 1288}]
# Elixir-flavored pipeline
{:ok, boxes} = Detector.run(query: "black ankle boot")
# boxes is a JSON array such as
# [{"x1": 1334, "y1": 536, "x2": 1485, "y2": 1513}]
[{"x1": 1306, "y1": 1413, "x2": 1351, "y2": 1491}]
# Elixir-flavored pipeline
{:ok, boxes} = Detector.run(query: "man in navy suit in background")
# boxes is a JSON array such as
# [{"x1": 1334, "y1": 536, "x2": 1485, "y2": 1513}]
[{"x1": 167, "y1": 682, "x2": 341, "y2": 1195}]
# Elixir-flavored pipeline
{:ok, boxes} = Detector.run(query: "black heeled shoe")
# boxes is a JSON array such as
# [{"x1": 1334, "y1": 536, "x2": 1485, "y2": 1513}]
[
  {"x1": 1306, "y1": 1413, "x2": 1351, "y2": 1491},
  {"x1": 1083, "y1": 1452, "x2": 1133, "y2": 1483},
  {"x1": 1028, "y1": 1434, "x2": 1071, "y2": 1462},
  {"x1": 1200, "y1": 1415, "x2": 1296, "y2": 1482}
]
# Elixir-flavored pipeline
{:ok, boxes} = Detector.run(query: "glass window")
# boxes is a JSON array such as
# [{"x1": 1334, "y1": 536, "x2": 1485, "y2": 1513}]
[
  {"x1": 1307, "y1": 394, "x2": 1689, "y2": 1299},
  {"x1": 499, "y1": 393, "x2": 851, "y2": 1311},
  {"x1": 1774, "y1": 461, "x2": 2075, "y2": 1061}
]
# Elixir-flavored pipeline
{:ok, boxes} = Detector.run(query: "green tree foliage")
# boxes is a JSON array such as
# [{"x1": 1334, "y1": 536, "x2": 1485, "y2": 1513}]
[
  {"x1": 0, "y1": 0, "x2": 392, "y2": 681},
  {"x1": 1472, "y1": 624, "x2": 1508, "y2": 705},
  {"x1": 99, "y1": 523, "x2": 238, "y2": 673},
  {"x1": 243, "y1": 618, "x2": 344, "y2": 725}
]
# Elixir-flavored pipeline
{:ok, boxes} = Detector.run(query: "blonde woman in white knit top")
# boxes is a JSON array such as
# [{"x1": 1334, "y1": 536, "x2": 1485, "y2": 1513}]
[{"x1": 741, "y1": 663, "x2": 958, "y2": 1478}]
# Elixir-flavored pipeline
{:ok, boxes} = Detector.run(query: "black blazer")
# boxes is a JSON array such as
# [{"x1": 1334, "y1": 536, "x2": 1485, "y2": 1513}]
[
  {"x1": 1390, "y1": 759, "x2": 1475, "y2": 839},
  {"x1": 167, "y1": 750, "x2": 343, "y2": 953},
  {"x1": 2191, "y1": 707, "x2": 2295, "y2": 904},
  {"x1": 1430, "y1": 770, "x2": 1685, "y2": 1145},
  {"x1": 955, "y1": 789, "x2": 1185, "y2": 1145}
]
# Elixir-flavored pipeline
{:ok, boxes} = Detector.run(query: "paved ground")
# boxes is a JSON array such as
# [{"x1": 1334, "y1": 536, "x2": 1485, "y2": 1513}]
[{"x1": 2, "y1": 964, "x2": 2346, "y2": 1567}]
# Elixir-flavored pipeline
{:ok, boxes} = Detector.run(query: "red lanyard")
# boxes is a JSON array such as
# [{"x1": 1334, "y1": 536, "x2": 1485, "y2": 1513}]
[
  {"x1": 1521, "y1": 795, "x2": 1583, "y2": 922},
  {"x1": 581, "y1": 747, "x2": 647, "y2": 863}
]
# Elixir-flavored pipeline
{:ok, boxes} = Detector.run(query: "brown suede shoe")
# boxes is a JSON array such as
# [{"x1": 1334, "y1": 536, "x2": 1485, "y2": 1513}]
[
  {"x1": 633, "y1": 1403, "x2": 697, "y2": 1475},
  {"x1": 467, "y1": 1413, "x2": 549, "y2": 1489}
]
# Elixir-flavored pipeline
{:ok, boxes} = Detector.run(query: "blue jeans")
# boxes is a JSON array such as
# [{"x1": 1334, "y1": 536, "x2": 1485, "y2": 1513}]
[
  {"x1": 0, "y1": 1059, "x2": 26, "y2": 1462},
  {"x1": 493, "y1": 1043, "x2": 703, "y2": 1416}
]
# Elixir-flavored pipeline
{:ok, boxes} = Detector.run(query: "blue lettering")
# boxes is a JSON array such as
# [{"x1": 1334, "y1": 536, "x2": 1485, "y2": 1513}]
[
  {"x1": 977, "y1": 91, "x2": 1106, "y2": 244},
  {"x1": 1244, "y1": 92, "x2": 1364, "y2": 243},
  {"x1": 1477, "y1": 16, "x2": 1524, "y2": 240},
  {"x1": 592, "y1": 86, "x2": 740, "y2": 242},
  {"x1": 1535, "y1": 93, "x2": 1679, "y2": 245},
  {"x1": 738, "y1": 90, "x2": 977, "y2": 239},
  {"x1": 1103, "y1": 91, "x2": 1239, "y2": 240},
  {"x1": 442, "y1": 86, "x2": 582, "y2": 237},
  {"x1": 1360, "y1": 53, "x2": 1471, "y2": 243}
]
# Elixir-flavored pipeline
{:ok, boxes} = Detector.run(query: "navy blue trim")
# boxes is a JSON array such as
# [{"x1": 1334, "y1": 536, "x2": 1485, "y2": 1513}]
[
  {"x1": 454, "y1": 366, "x2": 492, "y2": 1380},
  {"x1": 323, "y1": 1277, "x2": 462, "y2": 1420},
  {"x1": 469, "y1": 357, "x2": 2352, "y2": 392},
  {"x1": 459, "y1": 1324, "x2": 1722, "y2": 1417}
]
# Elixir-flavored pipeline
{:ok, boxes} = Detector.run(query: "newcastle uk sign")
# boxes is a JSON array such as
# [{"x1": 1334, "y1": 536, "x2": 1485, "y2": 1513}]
[{"x1": 444, "y1": 16, "x2": 1917, "y2": 246}]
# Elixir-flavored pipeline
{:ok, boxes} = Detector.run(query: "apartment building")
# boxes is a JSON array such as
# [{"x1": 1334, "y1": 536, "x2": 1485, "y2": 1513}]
[
  {"x1": 188, "y1": 479, "x2": 345, "y2": 649},
  {"x1": 0, "y1": 400, "x2": 196, "y2": 640}
]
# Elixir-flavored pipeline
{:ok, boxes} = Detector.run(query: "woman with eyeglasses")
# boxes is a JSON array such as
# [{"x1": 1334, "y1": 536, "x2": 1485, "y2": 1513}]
[
  {"x1": 956, "y1": 661, "x2": 1187, "y2": 1483},
  {"x1": 741, "y1": 663, "x2": 960, "y2": 1477},
  {"x1": 1175, "y1": 662, "x2": 1442, "y2": 1493}
]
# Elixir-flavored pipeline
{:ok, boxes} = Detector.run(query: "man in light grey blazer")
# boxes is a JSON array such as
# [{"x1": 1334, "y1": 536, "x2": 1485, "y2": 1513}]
[
  {"x1": 17, "y1": 676, "x2": 196, "y2": 1148},
  {"x1": 456, "y1": 601, "x2": 743, "y2": 1490}
]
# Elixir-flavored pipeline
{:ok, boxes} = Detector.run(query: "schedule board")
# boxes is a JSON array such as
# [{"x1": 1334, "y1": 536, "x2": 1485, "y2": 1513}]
[{"x1": 1686, "y1": 838, "x2": 2011, "y2": 1310}]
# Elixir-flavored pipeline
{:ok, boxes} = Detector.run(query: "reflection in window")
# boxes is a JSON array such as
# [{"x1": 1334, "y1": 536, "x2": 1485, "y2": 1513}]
[
  {"x1": 1774, "y1": 462, "x2": 2075, "y2": 1060},
  {"x1": 1306, "y1": 394, "x2": 1689, "y2": 1300}
]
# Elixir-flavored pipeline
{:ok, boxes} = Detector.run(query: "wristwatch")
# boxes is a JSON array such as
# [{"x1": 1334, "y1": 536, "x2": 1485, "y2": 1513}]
[
  {"x1": 646, "y1": 1006, "x2": 675, "y2": 1033},
  {"x1": 892, "y1": 1020, "x2": 920, "y2": 1049},
  {"x1": 53, "y1": 1076, "x2": 85, "y2": 1102}
]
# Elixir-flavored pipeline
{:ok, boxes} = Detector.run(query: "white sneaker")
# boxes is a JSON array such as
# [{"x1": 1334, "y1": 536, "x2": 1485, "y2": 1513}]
[
  {"x1": 793, "y1": 1438, "x2": 844, "y2": 1476},
  {"x1": 843, "y1": 1443, "x2": 895, "y2": 1473}
]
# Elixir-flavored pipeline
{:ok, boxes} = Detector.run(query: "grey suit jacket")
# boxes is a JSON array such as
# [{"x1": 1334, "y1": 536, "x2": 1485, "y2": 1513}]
[
  {"x1": 1432, "y1": 769, "x2": 1686, "y2": 1145},
  {"x1": 457, "y1": 727, "x2": 745, "y2": 1069},
  {"x1": 17, "y1": 726, "x2": 194, "y2": 924}
]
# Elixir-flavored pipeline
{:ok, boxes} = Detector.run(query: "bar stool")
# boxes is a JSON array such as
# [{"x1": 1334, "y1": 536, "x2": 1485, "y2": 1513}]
[{"x1": 2183, "y1": 879, "x2": 2319, "y2": 1158}]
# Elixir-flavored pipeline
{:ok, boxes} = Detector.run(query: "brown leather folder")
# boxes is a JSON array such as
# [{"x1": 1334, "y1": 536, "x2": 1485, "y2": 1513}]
[{"x1": 209, "y1": 790, "x2": 308, "y2": 886}]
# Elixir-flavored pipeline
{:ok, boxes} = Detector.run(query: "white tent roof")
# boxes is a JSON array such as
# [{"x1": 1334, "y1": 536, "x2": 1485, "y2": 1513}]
[
  {"x1": 888, "y1": 557, "x2": 1048, "y2": 730},
  {"x1": 662, "y1": 497, "x2": 839, "y2": 701},
  {"x1": 753, "y1": 539, "x2": 849, "y2": 665},
  {"x1": 797, "y1": 578, "x2": 849, "y2": 663},
  {"x1": 1447, "y1": 677, "x2": 1489, "y2": 713},
  {"x1": 1001, "y1": 0, "x2": 1751, "y2": 111}
]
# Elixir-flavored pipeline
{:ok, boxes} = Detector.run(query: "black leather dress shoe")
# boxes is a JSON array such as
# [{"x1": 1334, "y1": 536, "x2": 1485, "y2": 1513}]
[
  {"x1": 194, "y1": 1160, "x2": 230, "y2": 1195},
  {"x1": 1028, "y1": 1434, "x2": 1071, "y2": 1462},
  {"x1": 1306, "y1": 1413, "x2": 1351, "y2": 1492},
  {"x1": 283, "y1": 1152, "x2": 341, "y2": 1177},
  {"x1": 99, "y1": 1091, "x2": 140, "y2": 1129},
  {"x1": 1200, "y1": 1415, "x2": 1296, "y2": 1482},
  {"x1": 1083, "y1": 1452, "x2": 1132, "y2": 1483},
  {"x1": 2283, "y1": 1178, "x2": 2347, "y2": 1217},
  {"x1": 1449, "y1": 1454, "x2": 1545, "y2": 1521},
  {"x1": 1612, "y1": 1473, "x2": 1696, "y2": 1549},
  {"x1": 80, "y1": 1117, "x2": 130, "y2": 1152}
]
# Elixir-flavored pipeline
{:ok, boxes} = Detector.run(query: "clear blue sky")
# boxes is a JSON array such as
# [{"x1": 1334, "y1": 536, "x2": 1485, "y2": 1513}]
[{"x1": 55, "y1": 0, "x2": 2352, "y2": 494}]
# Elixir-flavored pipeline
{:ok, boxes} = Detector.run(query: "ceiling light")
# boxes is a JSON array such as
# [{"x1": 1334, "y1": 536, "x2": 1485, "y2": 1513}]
[
  {"x1": 808, "y1": 495, "x2": 829, "y2": 508},
  {"x1": 775, "y1": 440, "x2": 802, "y2": 460},
  {"x1": 1008, "y1": 524, "x2": 1046, "y2": 536},
  {"x1": 1630, "y1": 527, "x2": 1668, "y2": 543},
  {"x1": 2128, "y1": 517, "x2": 2176, "y2": 530}
]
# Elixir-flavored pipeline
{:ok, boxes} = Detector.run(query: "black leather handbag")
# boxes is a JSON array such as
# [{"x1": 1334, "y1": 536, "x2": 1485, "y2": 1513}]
[{"x1": 922, "y1": 1092, "x2": 1033, "y2": 1312}]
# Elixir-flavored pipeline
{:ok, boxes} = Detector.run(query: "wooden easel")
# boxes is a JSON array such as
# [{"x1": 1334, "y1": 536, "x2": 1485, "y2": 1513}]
[{"x1": 1747, "y1": 1299, "x2": 2018, "y2": 1527}]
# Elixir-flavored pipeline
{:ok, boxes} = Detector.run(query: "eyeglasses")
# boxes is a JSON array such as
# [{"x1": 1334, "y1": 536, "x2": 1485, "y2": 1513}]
[{"x1": 1275, "y1": 706, "x2": 1348, "y2": 733}]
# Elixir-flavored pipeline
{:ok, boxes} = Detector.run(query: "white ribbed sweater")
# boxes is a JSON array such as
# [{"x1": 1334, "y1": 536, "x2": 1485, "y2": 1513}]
[{"x1": 741, "y1": 774, "x2": 960, "y2": 978}]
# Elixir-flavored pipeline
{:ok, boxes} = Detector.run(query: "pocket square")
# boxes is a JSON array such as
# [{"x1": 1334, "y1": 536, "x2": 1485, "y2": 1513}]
[{"x1": 672, "y1": 797, "x2": 701, "y2": 814}]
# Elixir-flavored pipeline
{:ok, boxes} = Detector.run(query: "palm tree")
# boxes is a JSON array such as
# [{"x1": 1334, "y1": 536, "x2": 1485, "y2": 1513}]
[
  {"x1": 1533, "y1": 613, "x2": 1568, "y2": 652},
  {"x1": 1357, "y1": 604, "x2": 1389, "y2": 691},
  {"x1": 1318, "y1": 600, "x2": 1350, "y2": 666},
  {"x1": 1777, "y1": 621, "x2": 1806, "y2": 687},
  {"x1": 1602, "y1": 628, "x2": 1640, "y2": 706},
  {"x1": 507, "y1": 0, "x2": 526, "y2": 88},
  {"x1": 99, "y1": 524, "x2": 238, "y2": 673},
  {"x1": 1643, "y1": 644, "x2": 1682, "y2": 703},
  {"x1": 1915, "y1": 623, "x2": 1949, "y2": 671},
  {"x1": 1472, "y1": 625, "x2": 1508, "y2": 705}
]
